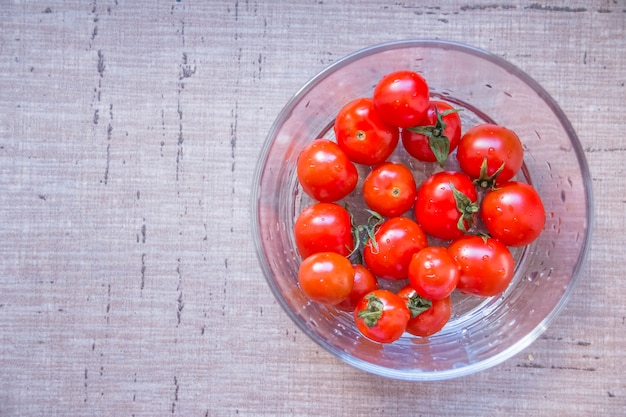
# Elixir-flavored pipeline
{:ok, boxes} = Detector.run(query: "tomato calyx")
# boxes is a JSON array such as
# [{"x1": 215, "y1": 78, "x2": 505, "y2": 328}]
[
  {"x1": 474, "y1": 157, "x2": 506, "y2": 189},
  {"x1": 450, "y1": 182, "x2": 479, "y2": 233},
  {"x1": 405, "y1": 292, "x2": 432, "y2": 318},
  {"x1": 406, "y1": 107, "x2": 461, "y2": 168},
  {"x1": 349, "y1": 209, "x2": 384, "y2": 262},
  {"x1": 356, "y1": 293, "x2": 385, "y2": 327}
]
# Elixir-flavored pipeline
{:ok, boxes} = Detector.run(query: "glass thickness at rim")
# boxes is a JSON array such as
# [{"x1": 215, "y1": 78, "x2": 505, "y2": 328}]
[{"x1": 252, "y1": 39, "x2": 593, "y2": 381}]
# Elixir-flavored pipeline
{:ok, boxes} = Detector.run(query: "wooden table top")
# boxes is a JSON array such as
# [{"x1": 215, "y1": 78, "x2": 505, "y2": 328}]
[{"x1": 1, "y1": 1, "x2": 624, "y2": 416}]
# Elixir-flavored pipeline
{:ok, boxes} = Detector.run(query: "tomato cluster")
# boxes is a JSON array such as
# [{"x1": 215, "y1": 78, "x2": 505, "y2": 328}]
[{"x1": 294, "y1": 70, "x2": 546, "y2": 344}]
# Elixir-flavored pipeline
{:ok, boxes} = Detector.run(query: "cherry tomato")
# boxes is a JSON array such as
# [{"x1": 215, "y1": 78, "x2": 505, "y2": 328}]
[
  {"x1": 362, "y1": 162, "x2": 417, "y2": 217},
  {"x1": 397, "y1": 285, "x2": 452, "y2": 337},
  {"x1": 294, "y1": 202, "x2": 354, "y2": 259},
  {"x1": 373, "y1": 70, "x2": 430, "y2": 128},
  {"x1": 408, "y1": 247, "x2": 460, "y2": 300},
  {"x1": 334, "y1": 97, "x2": 400, "y2": 166},
  {"x1": 354, "y1": 289, "x2": 411, "y2": 344},
  {"x1": 336, "y1": 264, "x2": 379, "y2": 312},
  {"x1": 414, "y1": 171, "x2": 478, "y2": 241},
  {"x1": 363, "y1": 216, "x2": 428, "y2": 280},
  {"x1": 448, "y1": 235, "x2": 515, "y2": 297},
  {"x1": 481, "y1": 181, "x2": 546, "y2": 247},
  {"x1": 297, "y1": 252, "x2": 354, "y2": 305},
  {"x1": 456, "y1": 124, "x2": 524, "y2": 187},
  {"x1": 402, "y1": 100, "x2": 462, "y2": 167},
  {"x1": 296, "y1": 138, "x2": 358, "y2": 202}
]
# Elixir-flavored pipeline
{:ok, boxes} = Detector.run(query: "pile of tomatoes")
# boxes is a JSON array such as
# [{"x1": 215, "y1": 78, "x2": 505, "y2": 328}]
[{"x1": 294, "y1": 70, "x2": 546, "y2": 344}]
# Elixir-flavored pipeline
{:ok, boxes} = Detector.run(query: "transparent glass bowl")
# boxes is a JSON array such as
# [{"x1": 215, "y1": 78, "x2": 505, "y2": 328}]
[{"x1": 252, "y1": 40, "x2": 593, "y2": 380}]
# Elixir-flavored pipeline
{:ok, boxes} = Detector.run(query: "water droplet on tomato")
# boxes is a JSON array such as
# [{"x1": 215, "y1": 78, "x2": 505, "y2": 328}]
[{"x1": 482, "y1": 255, "x2": 489, "y2": 262}]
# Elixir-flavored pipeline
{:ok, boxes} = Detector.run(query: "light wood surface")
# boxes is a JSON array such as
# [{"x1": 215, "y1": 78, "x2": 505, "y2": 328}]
[{"x1": 1, "y1": 1, "x2": 624, "y2": 416}]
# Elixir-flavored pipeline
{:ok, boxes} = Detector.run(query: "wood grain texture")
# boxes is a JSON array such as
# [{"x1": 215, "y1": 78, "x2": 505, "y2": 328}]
[{"x1": 0, "y1": 1, "x2": 624, "y2": 416}]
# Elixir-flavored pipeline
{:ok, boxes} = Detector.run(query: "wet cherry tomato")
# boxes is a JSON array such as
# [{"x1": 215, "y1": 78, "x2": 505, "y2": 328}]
[
  {"x1": 354, "y1": 289, "x2": 411, "y2": 344},
  {"x1": 481, "y1": 181, "x2": 546, "y2": 247},
  {"x1": 334, "y1": 97, "x2": 400, "y2": 166},
  {"x1": 408, "y1": 247, "x2": 460, "y2": 300},
  {"x1": 448, "y1": 235, "x2": 515, "y2": 297},
  {"x1": 294, "y1": 202, "x2": 354, "y2": 259},
  {"x1": 296, "y1": 139, "x2": 358, "y2": 202},
  {"x1": 402, "y1": 100, "x2": 462, "y2": 167},
  {"x1": 414, "y1": 171, "x2": 478, "y2": 241},
  {"x1": 363, "y1": 216, "x2": 428, "y2": 280},
  {"x1": 373, "y1": 70, "x2": 430, "y2": 128},
  {"x1": 397, "y1": 285, "x2": 452, "y2": 337},
  {"x1": 362, "y1": 162, "x2": 417, "y2": 217},
  {"x1": 456, "y1": 124, "x2": 524, "y2": 187},
  {"x1": 297, "y1": 252, "x2": 354, "y2": 305}
]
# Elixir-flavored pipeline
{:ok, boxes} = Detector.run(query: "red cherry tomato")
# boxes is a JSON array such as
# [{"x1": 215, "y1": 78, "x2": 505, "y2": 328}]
[
  {"x1": 334, "y1": 97, "x2": 400, "y2": 166},
  {"x1": 363, "y1": 217, "x2": 428, "y2": 280},
  {"x1": 297, "y1": 252, "x2": 354, "y2": 305},
  {"x1": 354, "y1": 289, "x2": 411, "y2": 344},
  {"x1": 456, "y1": 124, "x2": 524, "y2": 187},
  {"x1": 481, "y1": 181, "x2": 546, "y2": 247},
  {"x1": 414, "y1": 171, "x2": 479, "y2": 241},
  {"x1": 362, "y1": 162, "x2": 417, "y2": 217},
  {"x1": 296, "y1": 139, "x2": 358, "y2": 202},
  {"x1": 448, "y1": 235, "x2": 515, "y2": 297},
  {"x1": 294, "y1": 202, "x2": 354, "y2": 259},
  {"x1": 397, "y1": 285, "x2": 452, "y2": 337},
  {"x1": 373, "y1": 70, "x2": 430, "y2": 128},
  {"x1": 336, "y1": 264, "x2": 379, "y2": 312},
  {"x1": 408, "y1": 247, "x2": 460, "y2": 300},
  {"x1": 402, "y1": 100, "x2": 462, "y2": 167}
]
